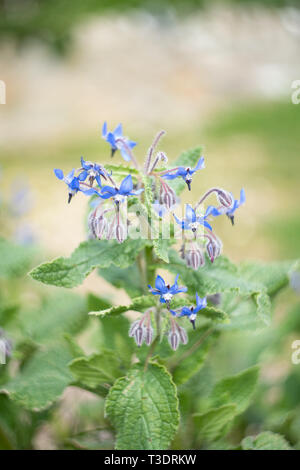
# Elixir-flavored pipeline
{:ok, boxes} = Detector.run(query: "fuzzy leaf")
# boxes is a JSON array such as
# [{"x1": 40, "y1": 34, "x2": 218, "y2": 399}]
[
  {"x1": 19, "y1": 292, "x2": 87, "y2": 344},
  {"x1": 69, "y1": 351, "x2": 123, "y2": 393},
  {"x1": 89, "y1": 295, "x2": 155, "y2": 317},
  {"x1": 165, "y1": 252, "x2": 298, "y2": 325},
  {"x1": 30, "y1": 238, "x2": 148, "y2": 288},
  {"x1": 0, "y1": 343, "x2": 73, "y2": 411},
  {"x1": 104, "y1": 164, "x2": 139, "y2": 177},
  {"x1": 0, "y1": 238, "x2": 36, "y2": 279},
  {"x1": 170, "y1": 327, "x2": 219, "y2": 385},
  {"x1": 141, "y1": 174, "x2": 154, "y2": 213},
  {"x1": 194, "y1": 405, "x2": 236, "y2": 443},
  {"x1": 153, "y1": 238, "x2": 170, "y2": 263},
  {"x1": 89, "y1": 295, "x2": 192, "y2": 318},
  {"x1": 98, "y1": 264, "x2": 144, "y2": 298},
  {"x1": 210, "y1": 365, "x2": 259, "y2": 415},
  {"x1": 105, "y1": 362, "x2": 179, "y2": 450},
  {"x1": 241, "y1": 431, "x2": 292, "y2": 450}
]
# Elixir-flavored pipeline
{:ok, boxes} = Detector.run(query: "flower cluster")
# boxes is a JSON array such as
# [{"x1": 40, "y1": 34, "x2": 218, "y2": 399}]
[
  {"x1": 129, "y1": 274, "x2": 207, "y2": 350},
  {"x1": 54, "y1": 122, "x2": 245, "y2": 254}
]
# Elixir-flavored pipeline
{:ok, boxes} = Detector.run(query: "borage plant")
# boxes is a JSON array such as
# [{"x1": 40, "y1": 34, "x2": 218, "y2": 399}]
[{"x1": 29, "y1": 123, "x2": 298, "y2": 450}]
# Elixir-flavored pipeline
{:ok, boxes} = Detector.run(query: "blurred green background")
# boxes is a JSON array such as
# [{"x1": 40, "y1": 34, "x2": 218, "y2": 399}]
[{"x1": 0, "y1": 0, "x2": 300, "y2": 450}]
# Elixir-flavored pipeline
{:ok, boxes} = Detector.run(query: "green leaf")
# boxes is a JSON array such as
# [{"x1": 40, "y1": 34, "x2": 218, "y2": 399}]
[
  {"x1": 87, "y1": 293, "x2": 111, "y2": 311},
  {"x1": 239, "y1": 259, "x2": 299, "y2": 296},
  {"x1": 194, "y1": 404, "x2": 236, "y2": 443},
  {"x1": 63, "y1": 333, "x2": 85, "y2": 358},
  {"x1": 0, "y1": 343, "x2": 73, "y2": 411},
  {"x1": 87, "y1": 293, "x2": 134, "y2": 366},
  {"x1": 69, "y1": 351, "x2": 123, "y2": 394},
  {"x1": 89, "y1": 295, "x2": 155, "y2": 317},
  {"x1": 141, "y1": 173, "x2": 154, "y2": 214},
  {"x1": 30, "y1": 238, "x2": 148, "y2": 288},
  {"x1": 153, "y1": 238, "x2": 170, "y2": 263},
  {"x1": 104, "y1": 164, "x2": 139, "y2": 178},
  {"x1": 241, "y1": 431, "x2": 292, "y2": 450},
  {"x1": 165, "y1": 252, "x2": 298, "y2": 325},
  {"x1": 209, "y1": 365, "x2": 259, "y2": 415},
  {"x1": 19, "y1": 292, "x2": 88, "y2": 344},
  {"x1": 89, "y1": 295, "x2": 192, "y2": 318},
  {"x1": 105, "y1": 362, "x2": 179, "y2": 450},
  {"x1": 98, "y1": 264, "x2": 144, "y2": 298},
  {"x1": 170, "y1": 327, "x2": 219, "y2": 385},
  {"x1": 0, "y1": 395, "x2": 46, "y2": 450},
  {"x1": 0, "y1": 238, "x2": 36, "y2": 279}
]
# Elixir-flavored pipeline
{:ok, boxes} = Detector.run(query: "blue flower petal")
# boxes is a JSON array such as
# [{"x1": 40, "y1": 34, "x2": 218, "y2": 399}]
[
  {"x1": 78, "y1": 170, "x2": 88, "y2": 181},
  {"x1": 113, "y1": 123, "x2": 123, "y2": 137},
  {"x1": 193, "y1": 157, "x2": 205, "y2": 172},
  {"x1": 102, "y1": 121, "x2": 107, "y2": 137},
  {"x1": 106, "y1": 132, "x2": 116, "y2": 148},
  {"x1": 186, "y1": 204, "x2": 196, "y2": 223},
  {"x1": 120, "y1": 146, "x2": 131, "y2": 161},
  {"x1": 155, "y1": 275, "x2": 166, "y2": 292},
  {"x1": 54, "y1": 168, "x2": 64, "y2": 180},
  {"x1": 119, "y1": 175, "x2": 133, "y2": 195},
  {"x1": 240, "y1": 188, "x2": 246, "y2": 205}
]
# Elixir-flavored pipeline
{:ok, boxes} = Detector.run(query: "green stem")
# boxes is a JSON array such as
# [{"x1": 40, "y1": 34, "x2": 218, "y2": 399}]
[
  {"x1": 145, "y1": 245, "x2": 156, "y2": 286},
  {"x1": 137, "y1": 252, "x2": 147, "y2": 294}
]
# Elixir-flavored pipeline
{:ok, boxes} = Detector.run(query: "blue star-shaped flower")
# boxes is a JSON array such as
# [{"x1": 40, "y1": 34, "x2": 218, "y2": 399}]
[
  {"x1": 171, "y1": 293, "x2": 207, "y2": 329},
  {"x1": 54, "y1": 168, "x2": 94, "y2": 203},
  {"x1": 102, "y1": 122, "x2": 137, "y2": 161},
  {"x1": 79, "y1": 157, "x2": 107, "y2": 187},
  {"x1": 207, "y1": 188, "x2": 245, "y2": 225},
  {"x1": 162, "y1": 157, "x2": 205, "y2": 190},
  {"x1": 148, "y1": 274, "x2": 187, "y2": 305},
  {"x1": 173, "y1": 204, "x2": 213, "y2": 232},
  {"x1": 98, "y1": 174, "x2": 143, "y2": 203}
]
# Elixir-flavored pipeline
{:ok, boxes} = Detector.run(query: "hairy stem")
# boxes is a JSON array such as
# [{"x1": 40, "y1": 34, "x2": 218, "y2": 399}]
[{"x1": 194, "y1": 188, "x2": 220, "y2": 210}]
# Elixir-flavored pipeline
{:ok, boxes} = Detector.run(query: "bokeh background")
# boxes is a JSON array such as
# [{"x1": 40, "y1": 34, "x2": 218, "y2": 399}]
[{"x1": 0, "y1": 0, "x2": 300, "y2": 450}]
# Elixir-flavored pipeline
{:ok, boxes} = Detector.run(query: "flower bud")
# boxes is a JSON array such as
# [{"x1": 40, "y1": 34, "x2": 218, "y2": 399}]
[
  {"x1": 168, "y1": 331, "x2": 179, "y2": 351},
  {"x1": 185, "y1": 246, "x2": 205, "y2": 270},
  {"x1": 88, "y1": 211, "x2": 97, "y2": 239},
  {"x1": 177, "y1": 326, "x2": 188, "y2": 345},
  {"x1": 116, "y1": 223, "x2": 126, "y2": 244},
  {"x1": 95, "y1": 215, "x2": 108, "y2": 239},
  {"x1": 0, "y1": 328, "x2": 12, "y2": 363},
  {"x1": 129, "y1": 320, "x2": 140, "y2": 337},
  {"x1": 217, "y1": 189, "x2": 234, "y2": 209},
  {"x1": 206, "y1": 235, "x2": 222, "y2": 263},
  {"x1": 145, "y1": 325, "x2": 154, "y2": 346},
  {"x1": 159, "y1": 183, "x2": 176, "y2": 210}
]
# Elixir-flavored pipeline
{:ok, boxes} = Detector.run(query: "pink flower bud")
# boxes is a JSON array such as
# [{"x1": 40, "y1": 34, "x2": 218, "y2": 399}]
[
  {"x1": 145, "y1": 325, "x2": 154, "y2": 346},
  {"x1": 185, "y1": 246, "x2": 205, "y2": 270},
  {"x1": 217, "y1": 189, "x2": 234, "y2": 209},
  {"x1": 177, "y1": 326, "x2": 188, "y2": 345},
  {"x1": 115, "y1": 223, "x2": 126, "y2": 244},
  {"x1": 206, "y1": 236, "x2": 222, "y2": 263},
  {"x1": 134, "y1": 326, "x2": 144, "y2": 347},
  {"x1": 88, "y1": 211, "x2": 98, "y2": 239},
  {"x1": 95, "y1": 215, "x2": 108, "y2": 239},
  {"x1": 168, "y1": 331, "x2": 179, "y2": 351},
  {"x1": 159, "y1": 182, "x2": 176, "y2": 210}
]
